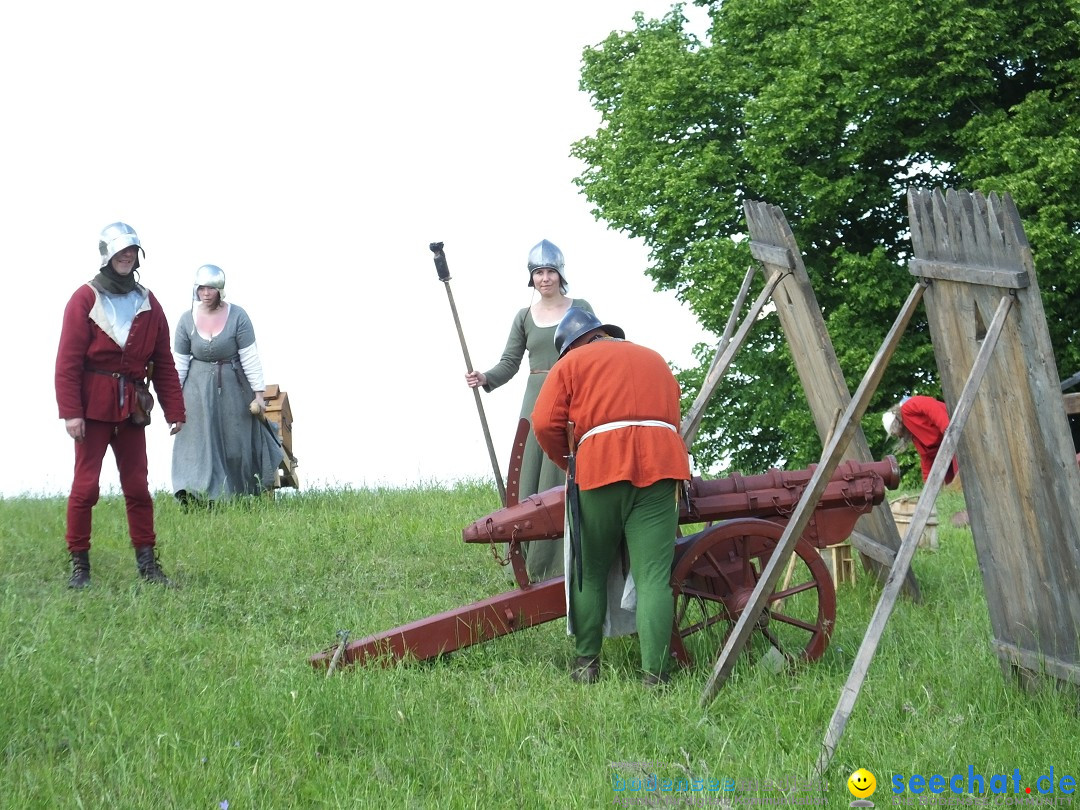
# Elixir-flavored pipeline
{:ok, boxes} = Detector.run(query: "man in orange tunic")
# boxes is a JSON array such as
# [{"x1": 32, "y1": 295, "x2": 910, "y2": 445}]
[{"x1": 532, "y1": 308, "x2": 690, "y2": 685}]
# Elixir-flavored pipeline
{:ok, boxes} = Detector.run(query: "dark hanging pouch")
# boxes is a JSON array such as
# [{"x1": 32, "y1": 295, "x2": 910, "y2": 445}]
[
  {"x1": 130, "y1": 360, "x2": 156, "y2": 427},
  {"x1": 130, "y1": 380, "x2": 154, "y2": 427}
]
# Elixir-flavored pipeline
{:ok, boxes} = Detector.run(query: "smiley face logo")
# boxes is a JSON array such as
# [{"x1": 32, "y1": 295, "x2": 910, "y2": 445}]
[{"x1": 848, "y1": 768, "x2": 877, "y2": 798}]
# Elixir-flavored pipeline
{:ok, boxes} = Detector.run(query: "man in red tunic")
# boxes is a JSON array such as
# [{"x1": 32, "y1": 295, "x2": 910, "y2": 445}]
[
  {"x1": 532, "y1": 308, "x2": 690, "y2": 686},
  {"x1": 55, "y1": 222, "x2": 186, "y2": 588},
  {"x1": 882, "y1": 395, "x2": 958, "y2": 484}
]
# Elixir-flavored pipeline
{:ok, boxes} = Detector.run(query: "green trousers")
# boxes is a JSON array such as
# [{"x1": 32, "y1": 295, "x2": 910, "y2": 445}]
[{"x1": 570, "y1": 479, "x2": 678, "y2": 676}]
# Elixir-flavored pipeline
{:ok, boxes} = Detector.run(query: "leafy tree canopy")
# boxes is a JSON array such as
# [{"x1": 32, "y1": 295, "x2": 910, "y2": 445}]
[{"x1": 573, "y1": 0, "x2": 1080, "y2": 478}]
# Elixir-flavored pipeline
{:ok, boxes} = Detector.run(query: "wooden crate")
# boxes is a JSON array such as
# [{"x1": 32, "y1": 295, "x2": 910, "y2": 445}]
[
  {"x1": 264, "y1": 384, "x2": 293, "y2": 458},
  {"x1": 264, "y1": 384, "x2": 298, "y2": 488},
  {"x1": 889, "y1": 496, "x2": 939, "y2": 550},
  {"x1": 821, "y1": 543, "x2": 857, "y2": 587}
]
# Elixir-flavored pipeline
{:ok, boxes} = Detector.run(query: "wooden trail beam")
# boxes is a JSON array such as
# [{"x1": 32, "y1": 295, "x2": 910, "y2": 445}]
[
  {"x1": 700, "y1": 280, "x2": 926, "y2": 706},
  {"x1": 815, "y1": 292, "x2": 1014, "y2": 775},
  {"x1": 680, "y1": 266, "x2": 787, "y2": 445},
  {"x1": 742, "y1": 200, "x2": 921, "y2": 600},
  {"x1": 310, "y1": 578, "x2": 567, "y2": 668}
]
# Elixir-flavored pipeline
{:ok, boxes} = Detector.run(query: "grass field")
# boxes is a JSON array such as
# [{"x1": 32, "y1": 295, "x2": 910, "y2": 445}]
[{"x1": 2, "y1": 484, "x2": 1078, "y2": 808}]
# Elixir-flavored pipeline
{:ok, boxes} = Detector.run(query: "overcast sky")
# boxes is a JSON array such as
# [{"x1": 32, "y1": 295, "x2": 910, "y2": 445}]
[{"x1": 3, "y1": 1, "x2": 716, "y2": 498}]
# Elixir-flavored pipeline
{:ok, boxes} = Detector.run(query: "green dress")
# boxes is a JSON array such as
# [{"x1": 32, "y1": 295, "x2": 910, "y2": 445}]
[{"x1": 482, "y1": 299, "x2": 593, "y2": 581}]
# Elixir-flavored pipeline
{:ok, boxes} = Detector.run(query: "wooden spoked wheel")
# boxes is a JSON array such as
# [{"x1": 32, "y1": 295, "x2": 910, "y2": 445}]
[{"x1": 669, "y1": 518, "x2": 836, "y2": 668}]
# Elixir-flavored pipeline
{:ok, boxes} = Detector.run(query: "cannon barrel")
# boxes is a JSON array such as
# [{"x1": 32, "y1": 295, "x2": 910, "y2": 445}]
[{"x1": 463, "y1": 456, "x2": 899, "y2": 548}]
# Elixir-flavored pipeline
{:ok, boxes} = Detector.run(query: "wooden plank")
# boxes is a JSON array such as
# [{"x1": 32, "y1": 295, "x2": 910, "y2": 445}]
[
  {"x1": 848, "y1": 530, "x2": 896, "y2": 567},
  {"x1": 748, "y1": 240, "x2": 795, "y2": 270},
  {"x1": 910, "y1": 187, "x2": 1080, "y2": 685},
  {"x1": 983, "y1": 192, "x2": 1013, "y2": 262},
  {"x1": 816, "y1": 292, "x2": 1013, "y2": 775},
  {"x1": 991, "y1": 640, "x2": 1080, "y2": 687},
  {"x1": 700, "y1": 280, "x2": 926, "y2": 706},
  {"x1": 908, "y1": 258, "x2": 1028, "y2": 288},
  {"x1": 1064, "y1": 393, "x2": 1080, "y2": 416},
  {"x1": 743, "y1": 200, "x2": 921, "y2": 600}
]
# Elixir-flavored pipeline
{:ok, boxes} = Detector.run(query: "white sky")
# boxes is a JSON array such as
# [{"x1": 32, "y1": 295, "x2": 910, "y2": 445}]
[{"x1": 3, "y1": 1, "x2": 715, "y2": 498}]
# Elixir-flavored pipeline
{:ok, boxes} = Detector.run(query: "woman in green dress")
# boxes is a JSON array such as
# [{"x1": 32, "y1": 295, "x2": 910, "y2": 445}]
[{"x1": 465, "y1": 240, "x2": 594, "y2": 581}]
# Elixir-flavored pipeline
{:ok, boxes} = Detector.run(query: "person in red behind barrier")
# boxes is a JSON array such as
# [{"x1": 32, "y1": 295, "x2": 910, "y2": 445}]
[
  {"x1": 55, "y1": 222, "x2": 185, "y2": 589},
  {"x1": 531, "y1": 308, "x2": 691, "y2": 687},
  {"x1": 882, "y1": 395, "x2": 959, "y2": 484}
]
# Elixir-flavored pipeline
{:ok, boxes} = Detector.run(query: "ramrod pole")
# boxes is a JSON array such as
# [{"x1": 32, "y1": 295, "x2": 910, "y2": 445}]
[{"x1": 429, "y1": 242, "x2": 507, "y2": 505}]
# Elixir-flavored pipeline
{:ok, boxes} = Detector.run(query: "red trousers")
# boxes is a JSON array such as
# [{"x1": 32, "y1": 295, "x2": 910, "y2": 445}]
[{"x1": 65, "y1": 419, "x2": 156, "y2": 552}]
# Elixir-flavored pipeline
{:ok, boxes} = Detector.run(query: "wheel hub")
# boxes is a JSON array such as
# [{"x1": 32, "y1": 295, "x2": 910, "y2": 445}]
[{"x1": 729, "y1": 587, "x2": 770, "y2": 630}]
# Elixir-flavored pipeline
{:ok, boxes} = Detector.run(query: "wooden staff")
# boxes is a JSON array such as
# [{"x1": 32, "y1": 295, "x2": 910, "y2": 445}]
[
  {"x1": 325, "y1": 629, "x2": 351, "y2": 678},
  {"x1": 429, "y1": 242, "x2": 507, "y2": 505}
]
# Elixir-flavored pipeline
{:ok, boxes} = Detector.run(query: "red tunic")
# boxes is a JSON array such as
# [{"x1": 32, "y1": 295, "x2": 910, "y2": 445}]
[
  {"x1": 531, "y1": 339, "x2": 690, "y2": 491},
  {"x1": 55, "y1": 283, "x2": 185, "y2": 424},
  {"x1": 900, "y1": 395, "x2": 958, "y2": 484}
]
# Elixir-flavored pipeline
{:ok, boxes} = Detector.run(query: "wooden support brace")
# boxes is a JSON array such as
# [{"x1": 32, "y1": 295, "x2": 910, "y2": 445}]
[
  {"x1": 682, "y1": 264, "x2": 757, "y2": 444},
  {"x1": 681, "y1": 267, "x2": 787, "y2": 446},
  {"x1": 815, "y1": 292, "x2": 1014, "y2": 775},
  {"x1": 847, "y1": 531, "x2": 897, "y2": 568},
  {"x1": 699, "y1": 280, "x2": 927, "y2": 707},
  {"x1": 909, "y1": 257, "x2": 1029, "y2": 289}
]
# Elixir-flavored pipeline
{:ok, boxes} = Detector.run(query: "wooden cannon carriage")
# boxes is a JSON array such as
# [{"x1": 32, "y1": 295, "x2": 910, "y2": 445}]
[{"x1": 309, "y1": 456, "x2": 899, "y2": 672}]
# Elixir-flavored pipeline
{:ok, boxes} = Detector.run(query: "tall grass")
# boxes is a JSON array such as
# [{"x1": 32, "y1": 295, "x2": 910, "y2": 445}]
[{"x1": 1, "y1": 485, "x2": 1077, "y2": 808}]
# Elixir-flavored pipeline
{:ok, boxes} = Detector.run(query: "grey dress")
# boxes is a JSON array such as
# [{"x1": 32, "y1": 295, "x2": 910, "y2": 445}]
[
  {"x1": 482, "y1": 299, "x2": 593, "y2": 580},
  {"x1": 171, "y1": 305, "x2": 284, "y2": 500}
]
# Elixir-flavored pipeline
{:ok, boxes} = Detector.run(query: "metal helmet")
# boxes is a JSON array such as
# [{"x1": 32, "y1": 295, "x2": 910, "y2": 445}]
[
  {"x1": 98, "y1": 222, "x2": 144, "y2": 268},
  {"x1": 526, "y1": 239, "x2": 567, "y2": 287},
  {"x1": 193, "y1": 264, "x2": 226, "y2": 300},
  {"x1": 554, "y1": 307, "x2": 626, "y2": 357}
]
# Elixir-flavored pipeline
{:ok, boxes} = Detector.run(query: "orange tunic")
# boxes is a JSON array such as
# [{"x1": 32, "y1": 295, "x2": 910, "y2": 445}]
[{"x1": 531, "y1": 339, "x2": 690, "y2": 491}]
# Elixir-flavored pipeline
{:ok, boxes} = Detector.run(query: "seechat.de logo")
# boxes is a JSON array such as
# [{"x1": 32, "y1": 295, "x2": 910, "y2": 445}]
[{"x1": 891, "y1": 766, "x2": 1077, "y2": 796}]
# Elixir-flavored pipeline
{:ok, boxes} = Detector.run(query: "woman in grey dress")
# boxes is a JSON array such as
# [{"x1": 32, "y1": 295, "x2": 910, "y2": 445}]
[
  {"x1": 465, "y1": 240, "x2": 594, "y2": 581},
  {"x1": 171, "y1": 265, "x2": 283, "y2": 502}
]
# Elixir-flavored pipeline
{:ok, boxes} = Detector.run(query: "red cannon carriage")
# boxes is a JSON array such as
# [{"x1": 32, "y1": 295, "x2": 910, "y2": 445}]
[{"x1": 310, "y1": 457, "x2": 899, "y2": 672}]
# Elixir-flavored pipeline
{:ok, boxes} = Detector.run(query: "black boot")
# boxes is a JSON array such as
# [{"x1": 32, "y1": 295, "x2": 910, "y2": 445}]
[
  {"x1": 135, "y1": 546, "x2": 174, "y2": 587},
  {"x1": 570, "y1": 655, "x2": 601, "y2": 684},
  {"x1": 68, "y1": 550, "x2": 91, "y2": 589}
]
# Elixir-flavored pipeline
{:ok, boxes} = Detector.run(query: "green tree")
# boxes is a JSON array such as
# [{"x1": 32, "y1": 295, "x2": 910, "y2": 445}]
[{"x1": 573, "y1": 0, "x2": 1080, "y2": 476}]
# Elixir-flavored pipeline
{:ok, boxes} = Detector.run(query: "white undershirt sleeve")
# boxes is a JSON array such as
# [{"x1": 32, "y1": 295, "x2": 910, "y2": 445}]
[
  {"x1": 238, "y1": 342, "x2": 265, "y2": 392},
  {"x1": 173, "y1": 351, "x2": 191, "y2": 388}
]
